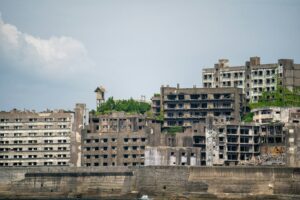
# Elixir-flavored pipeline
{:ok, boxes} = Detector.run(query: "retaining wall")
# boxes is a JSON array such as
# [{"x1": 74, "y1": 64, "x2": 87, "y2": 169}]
[{"x1": 0, "y1": 166, "x2": 300, "y2": 199}]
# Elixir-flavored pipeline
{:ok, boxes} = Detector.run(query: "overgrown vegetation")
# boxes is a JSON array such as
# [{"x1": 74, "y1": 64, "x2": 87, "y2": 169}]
[
  {"x1": 165, "y1": 126, "x2": 184, "y2": 134},
  {"x1": 146, "y1": 110, "x2": 164, "y2": 122},
  {"x1": 241, "y1": 112, "x2": 254, "y2": 122},
  {"x1": 250, "y1": 73, "x2": 300, "y2": 109},
  {"x1": 250, "y1": 86, "x2": 300, "y2": 109},
  {"x1": 155, "y1": 112, "x2": 164, "y2": 121},
  {"x1": 97, "y1": 97, "x2": 151, "y2": 114}
]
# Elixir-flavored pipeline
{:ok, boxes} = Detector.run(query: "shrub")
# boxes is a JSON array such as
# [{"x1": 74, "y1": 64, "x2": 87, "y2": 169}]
[{"x1": 97, "y1": 97, "x2": 151, "y2": 114}]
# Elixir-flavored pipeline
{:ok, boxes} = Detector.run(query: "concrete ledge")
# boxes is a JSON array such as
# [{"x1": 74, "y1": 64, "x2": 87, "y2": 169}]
[{"x1": 25, "y1": 172, "x2": 133, "y2": 177}]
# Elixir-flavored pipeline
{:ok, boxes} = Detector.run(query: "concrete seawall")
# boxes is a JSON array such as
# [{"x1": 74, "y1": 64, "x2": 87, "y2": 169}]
[{"x1": 0, "y1": 166, "x2": 300, "y2": 199}]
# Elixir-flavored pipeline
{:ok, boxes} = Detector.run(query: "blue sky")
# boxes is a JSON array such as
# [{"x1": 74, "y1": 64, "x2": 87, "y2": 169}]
[{"x1": 0, "y1": 0, "x2": 300, "y2": 111}]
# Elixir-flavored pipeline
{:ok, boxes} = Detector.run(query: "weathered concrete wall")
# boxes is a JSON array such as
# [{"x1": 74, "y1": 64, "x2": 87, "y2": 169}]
[
  {"x1": 145, "y1": 146, "x2": 201, "y2": 166},
  {"x1": 136, "y1": 166, "x2": 300, "y2": 199},
  {"x1": 0, "y1": 167, "x2": 136, "y2": 199},
  {"x1": 0, "y1": 166, "x2": 300, "y2": 199},
  {"x1": 70, "y1": 103, "x2": 87, "y2": 167}
]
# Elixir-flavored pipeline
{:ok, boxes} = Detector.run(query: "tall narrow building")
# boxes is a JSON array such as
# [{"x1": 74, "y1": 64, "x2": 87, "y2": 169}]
[{"x1": 95, "y1": 86, "x2": 106, "y2": 108}]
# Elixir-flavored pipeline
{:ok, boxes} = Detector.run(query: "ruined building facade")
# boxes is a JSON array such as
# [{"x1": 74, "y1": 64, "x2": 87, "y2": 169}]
[
  {"x1": 204, "y1": 122, "x2": 285, "y2": 166},
  {"x1": 202, "y1": 57, "x2": 300, "y2": 102},
  {"x1": 152, "y1": 85, "x2": 245, "y2": 128},
  {"x1": 144, "y1": 120, "x2": 287, "y2": 166},
  {"x1": 147, "y1": 84, "x2": 299, "y2": 166},
  {"x1": 81, "y1": 112, "x2": 161, "y2": 167},
  {"x1": 2, "y1": 56, "x2": 300, "y2": 169}
]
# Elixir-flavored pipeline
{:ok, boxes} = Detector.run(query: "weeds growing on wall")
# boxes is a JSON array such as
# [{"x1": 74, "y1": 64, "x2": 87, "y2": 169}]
[{"x1": 250, "y1": 86, "x2": 300, "y2": 109}]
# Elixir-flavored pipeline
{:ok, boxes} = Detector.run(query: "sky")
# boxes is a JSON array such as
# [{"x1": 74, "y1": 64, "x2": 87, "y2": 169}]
[{"x1": 0, "y1": 0, "x2": 300, "y2": 111}]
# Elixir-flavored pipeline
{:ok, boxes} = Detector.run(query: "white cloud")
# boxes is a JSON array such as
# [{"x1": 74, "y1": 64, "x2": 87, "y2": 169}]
[{"x1": 0, "y1": 15, "x2": 94, "y2": 79}]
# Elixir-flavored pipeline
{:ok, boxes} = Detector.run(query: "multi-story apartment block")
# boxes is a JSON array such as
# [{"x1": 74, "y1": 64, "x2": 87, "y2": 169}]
[
  {"x1": 204, "y1": 122, "x2": 285, "y2": 166},
  {"x1": 202, "y1": 57, "x2": 300, "y2": 102},
  {"x1": 0, "y1": 109, "x2": 74, "y2": 167},
  {"x1": 81, "y1": 112, "x2": 160, "y2": 167},
  {"x1": 153, "y1": 85, "x2": 244, "y2": 128}
]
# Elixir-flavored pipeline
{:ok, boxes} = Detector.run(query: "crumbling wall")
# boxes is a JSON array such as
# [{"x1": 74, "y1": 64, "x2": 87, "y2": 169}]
[
  {"x1": 258, "y1": 145, "x2": 286, "y2": 165},
  {"x1": 205, "y1": 117, "x2": 220, "y2": 166}
]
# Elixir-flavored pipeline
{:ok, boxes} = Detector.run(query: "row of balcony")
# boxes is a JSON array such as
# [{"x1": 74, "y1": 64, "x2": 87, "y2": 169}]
[
  {"x1": 0, "y1": 126, "x2": 70, "y2": 131},
  {"x1": 0, "y1": 118, "x2": 70, "y2": 123},
  {"x1": 164, "y1": 94, "x2": 234, "y2": 101},
  {"x1": 0, "y1": 157, "x2": 70, "y2": 160},
  {"x1": 164, "y1": 105, "x2": 233, "y2": 110}
]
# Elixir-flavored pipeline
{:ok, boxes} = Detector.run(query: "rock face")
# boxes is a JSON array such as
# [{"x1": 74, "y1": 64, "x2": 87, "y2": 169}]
[{"x1": 0, "y1": 166, "x2": 300, "y2": 199}]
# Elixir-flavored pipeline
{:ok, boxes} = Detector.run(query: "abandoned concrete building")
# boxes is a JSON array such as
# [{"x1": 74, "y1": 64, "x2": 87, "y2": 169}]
[
  {"x1": 145, "y1": 125, "x2": 206, "y2": 166},
  {"x1": 81, "y1": 112, "x2": 162, "y2": 167},
  {"x1": 1, "y1": 80, "x2": 300, "y2": 168},
  {"x1": 0, "y1": 104, "x2": 87, "y2": 167},
  {"x1": 151, "y1": 85, "x2": 245, "y2": 128},
  {"x1": 203, "y1": 122, "x2": 286, "y2": 166},
  {"x1": 203, "y1": 107, "x2": 300, "y2": 166},
  {"x1": 147, "y1": 84, "x2": 300, "y2": 167},
  {"x1": 143, "y1": 119, "x2": 287, "y2": 166},
  {"x1": 250, "y1": 107, "x2": 300, "y2": 167},
  {"x1": 0, "y1": 109, "x2": 70, "y2": 167},
  {"x1": 202, "y1": 57, "x2": 300, "y2": 102}
]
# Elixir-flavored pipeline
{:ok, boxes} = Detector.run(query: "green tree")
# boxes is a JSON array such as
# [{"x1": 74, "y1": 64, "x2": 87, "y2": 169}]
[{"x1": 97, "y1": 97, "x2": 151, "y2": 114}]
